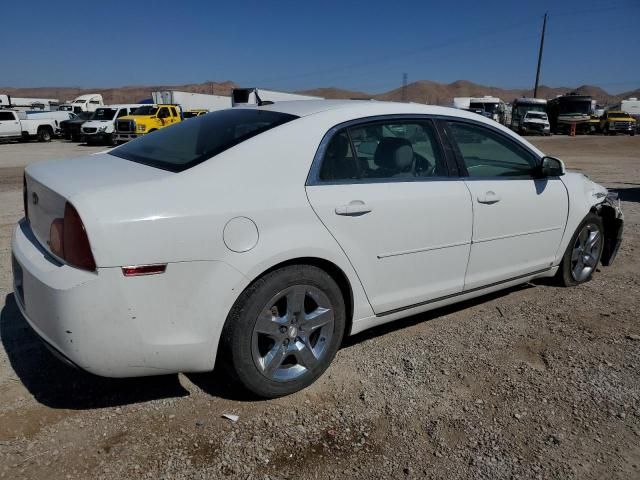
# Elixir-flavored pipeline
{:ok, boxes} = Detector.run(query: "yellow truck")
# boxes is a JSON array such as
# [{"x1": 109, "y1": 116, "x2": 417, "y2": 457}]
[
  {"x1": 114, "y1": 104, "x2": 181, "y2": 142},
  {"x1": 600, "y1": 110, "x2": 636, "y2": 136}
]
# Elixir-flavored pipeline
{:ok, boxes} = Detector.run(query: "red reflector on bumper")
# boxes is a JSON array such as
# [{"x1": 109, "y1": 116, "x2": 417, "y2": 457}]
[{"x1": 122, "y1": 264, "x2": 167, "y2": 277}]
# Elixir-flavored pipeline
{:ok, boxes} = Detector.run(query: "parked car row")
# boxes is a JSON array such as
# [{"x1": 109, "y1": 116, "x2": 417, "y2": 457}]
[{"x1": 0, "y1": 110, "x2": 75, "y2": 142}]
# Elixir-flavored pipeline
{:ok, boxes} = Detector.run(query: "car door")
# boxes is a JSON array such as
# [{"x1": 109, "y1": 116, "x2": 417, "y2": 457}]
[
  {"x1": 0, "y1": 111, "x2": 21, "y2": 137},
  {"x1": 443, "y1": 120, "x2": 568, "y2": 290},
  {"x1": 306, "y1": 118, "x2": 473, "y2": 314}
]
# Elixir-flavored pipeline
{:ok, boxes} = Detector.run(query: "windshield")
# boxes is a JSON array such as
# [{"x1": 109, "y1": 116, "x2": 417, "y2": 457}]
[
  {"x1": 59, "y1": 105, "x2": 72, "y2": 111},
  {"x1": 558, "y1": 100, "x2": 591, "y2": 115},
  {"x1": 525, "y1": 112, "x2": 547, "y2": 119},
  {"x1": 131, "y1": 106, "x2": 158, "y2": 116},
  {"x1": 110, "y1": 108, "x2": 298, "y2": 172},
  {"x1": 93, "y1": 108, "x2": 117, "y2": 120},
  {"x1": 608, "y1": 111, "x2": 627, "y2": 118}
]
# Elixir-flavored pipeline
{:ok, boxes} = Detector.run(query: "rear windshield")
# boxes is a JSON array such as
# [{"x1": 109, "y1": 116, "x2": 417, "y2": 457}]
[{"x1": 109, "y1": 108, "x2": 298, "y2": 172}]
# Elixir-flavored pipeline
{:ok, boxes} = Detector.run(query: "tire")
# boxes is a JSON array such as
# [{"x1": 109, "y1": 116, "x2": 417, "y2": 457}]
[
  {"x1": 556, "y1": 213, "x2": 604, "y2": 287},
  {"x1": 37, "y1": 127, "x2": 52, "y2": 142},
  {"x1": 219, "y1": 265, "x2": 346, "y2": 398}
]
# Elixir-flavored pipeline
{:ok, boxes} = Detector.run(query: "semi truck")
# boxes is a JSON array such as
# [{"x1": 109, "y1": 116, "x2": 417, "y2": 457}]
[
  {"x1": 510, "y1": 98, "x2": 547, "y2": 132},
  {"x1": 0, "y1": 95, "x2": 59, "y2": 111},
  {"x1": 58, "y1": 94, "x2": 104, "y2": 114},
  {"x1": 546, "y1": 93, "x2": 593, "y2": 134},
  {"x1": 452, "y1": 96, "x2": 507, "y2": 124}
]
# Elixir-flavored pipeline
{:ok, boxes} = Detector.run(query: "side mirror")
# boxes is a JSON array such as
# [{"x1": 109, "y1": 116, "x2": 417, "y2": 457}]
[{"x1": 540, "y1": 156, "x2": 565, "y2": 177}]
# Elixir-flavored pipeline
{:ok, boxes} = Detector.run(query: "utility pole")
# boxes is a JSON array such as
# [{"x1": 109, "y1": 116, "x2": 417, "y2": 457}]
[
  {"x1": 533, "y1": 12, "x2": 547, "y2": 98},
  {"x1": 401, "y1": 73, "x2": 408, "y2": 102}
]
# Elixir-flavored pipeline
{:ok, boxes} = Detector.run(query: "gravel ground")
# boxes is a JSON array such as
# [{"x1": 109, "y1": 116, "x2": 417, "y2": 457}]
[{"x1": 0, "y1": 136, "x2": 639, "y2": 479}]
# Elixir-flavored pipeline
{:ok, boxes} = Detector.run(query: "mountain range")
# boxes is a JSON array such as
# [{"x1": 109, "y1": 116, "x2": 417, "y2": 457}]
[{"x1": 2, "y1": 80, "x2": 638, "y2": 107}]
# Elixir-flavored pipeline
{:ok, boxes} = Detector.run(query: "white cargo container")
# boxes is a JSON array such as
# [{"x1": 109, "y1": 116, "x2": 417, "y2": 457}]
[
  {"x1": 151, "y1": 91, "x2": 231, "y2": 113},
  {"x1": 232, "y1": 88, "x2": 323, "y2": 106},
  {"x1": 452, "y1": 97, "x2": 471, "y2": 110}
]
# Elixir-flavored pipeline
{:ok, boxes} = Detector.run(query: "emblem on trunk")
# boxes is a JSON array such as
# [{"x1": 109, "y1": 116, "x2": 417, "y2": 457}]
[{"x1": 32, "y1": 192, "x2": 39, "y2": 205}]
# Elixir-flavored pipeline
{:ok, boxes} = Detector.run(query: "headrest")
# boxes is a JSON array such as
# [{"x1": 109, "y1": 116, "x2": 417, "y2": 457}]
[{"x1": 374, "y1": 137, "x2": 414, "y2": 170}]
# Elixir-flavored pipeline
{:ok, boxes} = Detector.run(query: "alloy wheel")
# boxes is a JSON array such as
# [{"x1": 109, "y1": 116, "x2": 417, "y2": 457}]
[
  {"x1": 570, "y1": 223, "x2": 602, "y2": 282},
  {"x1": 251, "y1": 285, "x2": 334, "y2": 382}
]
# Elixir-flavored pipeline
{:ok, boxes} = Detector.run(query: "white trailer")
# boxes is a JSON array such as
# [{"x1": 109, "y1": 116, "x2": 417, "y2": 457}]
[
  {"x1": 232, "y1": 88, "x2": 323, "y2": 106},
  {"x1": 0, "y1": 94, "x2": 59, "y2": 111},
  {"x1": 151, "y1": 91, "x2": 231, "y2": 113},
  {"x1": 618, "y1": 97, "x2": 640, "y2": 117}
]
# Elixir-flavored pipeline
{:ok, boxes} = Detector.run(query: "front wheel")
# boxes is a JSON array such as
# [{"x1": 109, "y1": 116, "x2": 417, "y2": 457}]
[
  {"x1": 219, "y1": 265, "x2": 346, "y2": 398},
  {"x1": 556, "y1": 213, "x2": 604, "y2": 287}
]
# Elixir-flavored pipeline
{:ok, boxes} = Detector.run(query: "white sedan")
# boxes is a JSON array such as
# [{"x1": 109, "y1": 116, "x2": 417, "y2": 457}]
[{"x1": 12, "y1": 100, "x2": 623, "y2": 398}]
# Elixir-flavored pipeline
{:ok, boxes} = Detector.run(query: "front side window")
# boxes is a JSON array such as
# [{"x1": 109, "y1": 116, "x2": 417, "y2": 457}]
[
  {"x1": 0, "y1": 111, "x2": 15, "y2": 121},
  {"x1": 117, "y1": 108, "x2": 129, "y2": 118},
  {"x1": 110, "y1": 108, "x2": 298, "y2": 172},
  {"x1": 446, "y1": 122, "x2": 537, "y2": 178},
  {"x1": 318, "y1": 120, "x2": 447, "y2": 182},
  {"x1": 157, "y1": 108, "x2": 170, "y2": 119},
  {"x1": 170, "y1": 107, "x2": 178, "y2": 117}
]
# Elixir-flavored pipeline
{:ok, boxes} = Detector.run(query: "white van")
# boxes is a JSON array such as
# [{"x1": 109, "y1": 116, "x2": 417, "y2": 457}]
[{"x1": 81, "y1": 104, "x2": 147, "y2": 145}]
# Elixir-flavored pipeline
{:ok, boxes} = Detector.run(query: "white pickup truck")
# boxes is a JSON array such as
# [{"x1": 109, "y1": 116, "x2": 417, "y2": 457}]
[{"x1": 0, "y1": 110, "x2": 58, "y2": 142}]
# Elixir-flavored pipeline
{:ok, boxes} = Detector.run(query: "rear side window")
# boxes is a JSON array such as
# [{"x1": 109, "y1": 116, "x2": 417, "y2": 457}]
[
  {"x1": 318, "y1": 120, "x2": 447, "y2": 182},
  {"x1": 109, "y1": 109, "x2": 298, "y2": 172}
]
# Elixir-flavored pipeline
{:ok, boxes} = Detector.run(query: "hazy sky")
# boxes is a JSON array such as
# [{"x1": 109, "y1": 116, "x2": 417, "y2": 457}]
[{"x1": 1, "y1": 0, "x2": 638, "y2": 93}]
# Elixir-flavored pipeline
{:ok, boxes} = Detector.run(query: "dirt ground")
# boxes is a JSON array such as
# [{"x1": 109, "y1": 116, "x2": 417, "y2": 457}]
[{"x1": 0, "y1": 136, "x2": 639, "y2": 480}]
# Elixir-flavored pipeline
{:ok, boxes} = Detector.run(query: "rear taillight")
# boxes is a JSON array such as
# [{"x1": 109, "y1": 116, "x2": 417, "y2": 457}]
[
  {"x1": 23, "y1": 174, "x2": 28, "y2": 219},
  {"x1": 49, "y1": 202, "x2": 96, "y2": 271}
]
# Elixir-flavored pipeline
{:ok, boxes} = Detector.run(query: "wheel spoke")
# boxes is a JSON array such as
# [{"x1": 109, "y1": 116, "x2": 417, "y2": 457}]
[
  {"x1": 262, "y1": 343, "x2": 288, "y2": 376},
  {"x1": 571, "y1": 248, "x2": 581, "y2": 262},
  {"x1": 254, "y1": 310, "x2": 284, "y2": 339},
  {"x1": 586, "y1": 231, "x2": 600, "y2": 251},
  {"x1": 578, "y1": 227, "x2": 589, "y2": 246},
  {"x1": 583, "y1": 254, "x2": 597, "y2": 268},
  {"x1": 292, "y1": 339, "x2": 318, "y2": 369},
  {"x1": 303, "y1": 307, "x2": 332, "y2": 332},
  {"x1": 286, "y1": 286, "x2": 306, "y2": 318}
]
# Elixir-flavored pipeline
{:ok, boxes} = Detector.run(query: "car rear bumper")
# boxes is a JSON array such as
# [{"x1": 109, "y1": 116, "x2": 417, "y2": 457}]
[{"x1": 11, "y1": 219, "x2": 246, "y2": 377}]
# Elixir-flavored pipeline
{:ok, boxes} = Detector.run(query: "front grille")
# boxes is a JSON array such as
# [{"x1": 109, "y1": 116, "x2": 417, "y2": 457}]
[
  {"x1": 82, "y1": 127, "x2": 97, "y2": 133},
  {"x1": 613, "y1": 121, "x2": 632, "y2": 129},
  {"x1": 116, "y1": 120, "x2": 135, "y2": 133},
  {"x1": 525, "y1": 123, "x2": 544, "y2": 131}
]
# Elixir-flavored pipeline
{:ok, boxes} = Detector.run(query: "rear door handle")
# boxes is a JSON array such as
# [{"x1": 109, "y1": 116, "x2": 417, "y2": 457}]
[
  {"x1": 477, "y1": 191, "x2": 501, "y2": 204},
  {"x1": 335, "y1": 200, "x2": 372, "y2": 216}
]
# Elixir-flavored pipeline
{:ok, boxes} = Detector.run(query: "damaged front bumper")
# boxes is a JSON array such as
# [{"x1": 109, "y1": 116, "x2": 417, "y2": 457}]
[{"x1": 597, "y1": 192, "x2": 624, "y2": 266}]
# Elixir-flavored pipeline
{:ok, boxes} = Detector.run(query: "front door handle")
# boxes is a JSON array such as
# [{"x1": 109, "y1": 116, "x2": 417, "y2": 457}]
[
  {"x1": 477, "y1": 191, "x2": 501, "y2": 204},
  {"x1": 335, "y1": 200, "x2": 372, "y2": 216}
]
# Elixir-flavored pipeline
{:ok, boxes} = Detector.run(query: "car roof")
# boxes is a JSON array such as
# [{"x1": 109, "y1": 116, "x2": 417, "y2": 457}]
[{"x1": 251, "y1": 99, "x2": 546, "y2": 157}]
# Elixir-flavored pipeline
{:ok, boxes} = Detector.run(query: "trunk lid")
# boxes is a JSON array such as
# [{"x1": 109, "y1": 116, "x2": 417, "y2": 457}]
[{"x1": 25, "y1": 152, "x2": 171, "y2": 256}]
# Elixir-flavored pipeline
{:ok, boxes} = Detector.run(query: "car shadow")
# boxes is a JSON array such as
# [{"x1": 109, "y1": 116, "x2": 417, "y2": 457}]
[
  {"x1": 0, "y1": 294, "x2": 190, "y2": 409},
  {"x1": 343, "y1": 283, "x2": 534, "y2": 347},
  {"x1": 1, "y1": 282, "x2": 545, "y2": 406}
]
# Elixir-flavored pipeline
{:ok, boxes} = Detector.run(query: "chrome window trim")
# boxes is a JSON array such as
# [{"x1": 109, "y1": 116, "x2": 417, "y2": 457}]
[
  {"x1": 306, "y1": 114, "x2": 544, "y2": 186},
  {"x1": 306, "y1": 114, "x2": 458, "y2": 186}
]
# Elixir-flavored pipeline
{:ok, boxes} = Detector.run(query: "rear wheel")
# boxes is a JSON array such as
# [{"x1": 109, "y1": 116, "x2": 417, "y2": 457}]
[
  {"x1": 556, "y1": 213, "x2": 604, "y2": 286},
  {"x1": 219, "y1": 265, "x2": 346, "y2": 398}
]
